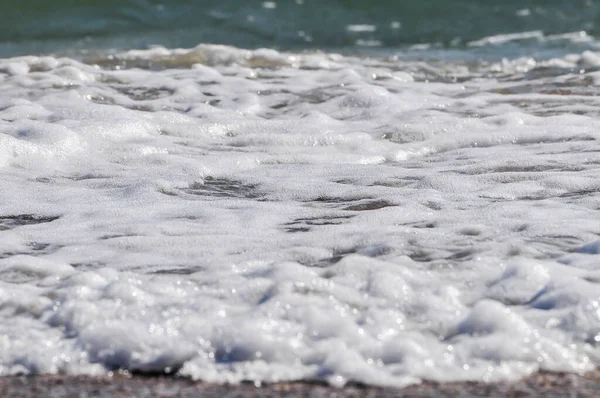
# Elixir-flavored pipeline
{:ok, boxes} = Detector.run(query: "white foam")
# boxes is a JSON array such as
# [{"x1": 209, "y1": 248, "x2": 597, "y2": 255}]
[
  {"x1": 0, "y1": 45, "x2": 599, "y2": 387},
  {"x1": 346, "y1": 25, "x2": 377, "y2": 33}
]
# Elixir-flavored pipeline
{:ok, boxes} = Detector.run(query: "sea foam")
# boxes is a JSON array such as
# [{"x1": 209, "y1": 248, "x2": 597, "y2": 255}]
[{"x1": 0, "y1": 45, "x2": 599, "y2": 386}]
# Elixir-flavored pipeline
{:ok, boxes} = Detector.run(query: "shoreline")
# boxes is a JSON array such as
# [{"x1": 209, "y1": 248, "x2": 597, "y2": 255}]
[{"x1": 1, "y1": 370, "x2": 599, "y2": 397}]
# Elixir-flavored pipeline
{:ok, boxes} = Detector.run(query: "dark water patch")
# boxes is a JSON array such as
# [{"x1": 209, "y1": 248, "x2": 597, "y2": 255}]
[
  {"x1": 0, "y1": 269, "x2": 47, "y2": 284},
  {"x1": 283, "y1": 214, "x2": 355, "y2": 233},
  {"x1": 494, "y1": 164, "x2": 582, "y2": 174},
  {"x1": 148, "y1": 266, "x2": 203, "y2": 275},
  {"x1": 477, "y1": 195, "x2": 515, "y2": 203},
  {"x1": 455, "y1": 164, "x2": 586, "y2": 177},
  {"x1": 173, "y1": 215, "x2": 205, "y2": 222},
  {"x1": 380, "y1": 130, "x2": 428, "y2": 144},
  {"x1": 71, "y1": 262, "x2": 106, "y2": 271},
  {"x1": 4, "y1": 242, "x2": 61, "y2": 258},
  {"x1": 529, "y1": 108, "x2": 600, "y2": 118},
  {"x1": 0, "y1": 214, "x2": 60, "y2": 231},
  {"x1": 29, "y1": 242, "x2": 52, "y2": 252},
  {"x1": 99, "y1": 234, "x2": 141, "y2": 240},
  {"x1": 534, "y1": 234, "x2": 584, "y2": 249},
  {"x1": 332, "y1": 178, "x2": 358, "y2": 186},
  {"x1": 68, "y1": 174, "x2": 111, "y2": 181},
  {"x1": 407, "y1": 246, "x2": 475, "y2": 263},
  {"x1": 407, "y1": 249, "x2": 435, "y2": 262},
  {"x1": 522, "y1": 237, "x2": 584, "y2": 260},
  {"x1": 343, "y1": 199, "x2": 395, "y2": 211},
  {"x1": 361, "y1": 244, "x2": 394, "y2": 258},
  {"x1": 401, "y1": 220, "x2": 437, "y2": 229},
  {"x1": 270, "y1": 101, "x2": 290, "y2": 110},
  {"x1": 311, "y1": 196, "x2": 359, "y2": 204},
  {"x1": 127, "y1": 104, "x2": 157, "y2": 112},
  {"x1": 182, "y1": 177, "x2": 263, "y2": 199},
  {"x1": 458, "y1": 227, "x2": 481, "y2": 236},
  {"x1": 334, "y1": 176, "x2": 415, "y2": 189},
  {"x1": 513, "y1": 224, "x2": 529, "y2": 232},
  {"x1": 371, "y1": 178, "x2": 420, "y2": 188},
  {"x1": 114, "y1": 86, "x2": 174, "y2": 101},
  {"x1": 297, "y1": 87, "x2": 346, "y2": 105},
  {"x1": 422, "y1": 201, "x2": 443, "y2": 211},
  {"x1": 305, "y1": 196, "x2": 396, "y2": 212},
  {"x1": 558, "y1": 189, "x2": 600, "y2": 199},
  {"x1": 214, "y1": 345, "x2": 259, "y2": 364},
  {"x1": 242, "y1": 88, "x2": 340, "y2": 120},
  {"x1": 310, "y1": 244, "x2": 393, "y2": 268},
  {"x1": 204, "y1": 99, "x2": 221, "y2": 107},
  {"x1": 519, "y1": 188, "x2": 599, "y2": 202},
  {"x1": 285, "y1": 226, "x2": 311, "y2": 233},
  {"x1": 582, "y1": 273, "x2": 600, "y2": 284},
  {"x1": 446, "y1": 248, "x2": 477, "y2": 261},
  {"x1": 88, "y1": 94, "x2": 116, "y2": 105},
  {"x1": 289, "y1": 214, "x2": 355, "y2": 225},
  {"x1": 0, "y1": 243, "x2": 61, "y2": 261},
  {"x1": 314, "y1": 249, "x2": 357, "y2": 267}
]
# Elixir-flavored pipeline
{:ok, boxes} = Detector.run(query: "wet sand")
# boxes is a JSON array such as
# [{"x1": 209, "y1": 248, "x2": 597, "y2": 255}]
[{"x1": 1, "y1": 370, "x2": 599, "y2": 398}]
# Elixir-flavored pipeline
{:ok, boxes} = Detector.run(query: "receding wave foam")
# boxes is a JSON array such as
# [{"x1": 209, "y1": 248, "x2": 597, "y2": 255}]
[{"x1": 1, "y1": 45, "x2": 600, "y2": 386}]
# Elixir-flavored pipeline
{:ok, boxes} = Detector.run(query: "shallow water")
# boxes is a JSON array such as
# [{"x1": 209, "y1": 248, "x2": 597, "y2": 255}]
[{"x1": 1, "y1": 1, "x2": 600, "y2": 388}]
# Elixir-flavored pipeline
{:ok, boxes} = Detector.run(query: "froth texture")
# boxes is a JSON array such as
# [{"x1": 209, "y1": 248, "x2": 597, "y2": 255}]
[{"x1": 0, "y1": 45, "x2": 600, "y2": 386}]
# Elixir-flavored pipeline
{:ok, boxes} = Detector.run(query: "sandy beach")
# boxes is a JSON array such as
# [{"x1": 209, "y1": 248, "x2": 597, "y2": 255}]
[{"x1": 1, "y1": 370, "x2": 600, "y2": 398}]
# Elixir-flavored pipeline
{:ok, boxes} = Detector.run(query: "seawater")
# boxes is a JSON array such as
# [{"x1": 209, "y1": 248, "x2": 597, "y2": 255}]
[
  {"x1": 2, "y1": 0, "x2": 599, "y2": 57},
  {"x1": 1, "y1": 1, "x2": 600, "y2": 388}
]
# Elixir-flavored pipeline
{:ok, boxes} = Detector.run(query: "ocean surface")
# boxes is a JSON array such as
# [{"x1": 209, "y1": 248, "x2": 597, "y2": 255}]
[{"x1": 1, "y1": 0, "x2": 600, "y2": 387}]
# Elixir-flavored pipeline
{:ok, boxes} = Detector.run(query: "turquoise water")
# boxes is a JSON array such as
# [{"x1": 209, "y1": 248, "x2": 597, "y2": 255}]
[{"x1": 1, "y1": 0, "x2": 598, "y2": 57}]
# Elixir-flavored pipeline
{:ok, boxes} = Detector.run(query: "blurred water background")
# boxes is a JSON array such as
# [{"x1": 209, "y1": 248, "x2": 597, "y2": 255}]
[{"x1": 1, "y1": 0, "x2": 598, "y2": 58}]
